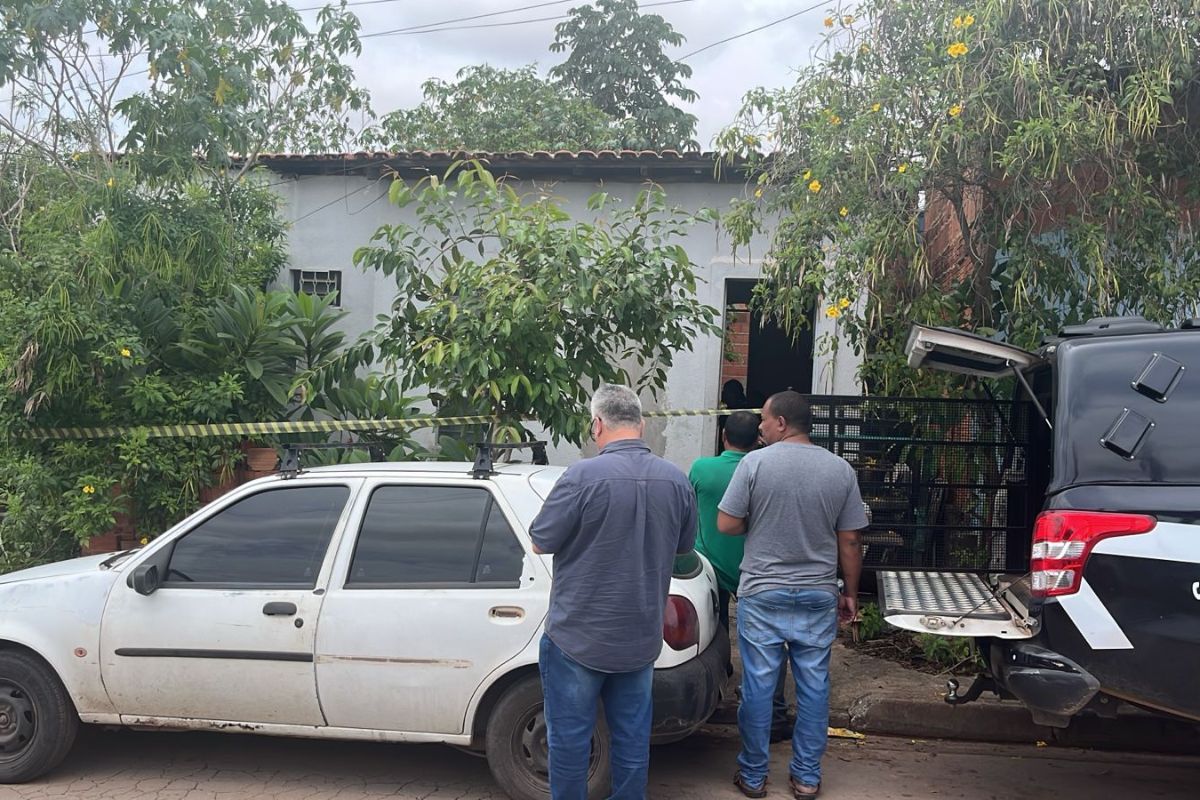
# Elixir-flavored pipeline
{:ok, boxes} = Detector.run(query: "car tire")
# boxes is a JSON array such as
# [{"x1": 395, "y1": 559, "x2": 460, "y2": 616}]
[
  {"x1": 0, "y1": 649, "x2": 79, "y2": 783},
  {"x1": 485, "y1": 674, "x2": 611, "y2": 800}
]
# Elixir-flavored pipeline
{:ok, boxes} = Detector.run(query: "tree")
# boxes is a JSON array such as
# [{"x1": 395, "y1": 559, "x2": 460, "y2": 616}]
[
  {"x1": 718, "y1": 0, "x2": 1200, "y2": 394},
  {"x1": 363, "y1": 64, "x2": 626, "y2": 152},
  {"x1": 550, "y1": 0, "x2": 698, "y2": 150},
  {"x1": 0, "y1": 0, "x2": 370, "y2": 179},
  {"x1": 354, "y1": 161, "x2": 719, "y2": 446},
  {"x1": 0, "y1": 3, "x2": 384, "y2": 570}
]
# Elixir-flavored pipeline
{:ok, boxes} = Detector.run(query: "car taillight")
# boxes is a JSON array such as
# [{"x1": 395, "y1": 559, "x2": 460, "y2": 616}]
[
  {"x1": 1030, "y1": 510, "x2": 1156, "y2": 598},
  {"x1": 663, "y1": 595, "x2": 699, "y2": 651}
]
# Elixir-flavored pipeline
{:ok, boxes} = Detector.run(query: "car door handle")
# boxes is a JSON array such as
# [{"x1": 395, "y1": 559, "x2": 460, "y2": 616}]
[
  {"x1": 489, "y1": 606, "x2": 525, "y2": 620},
  {"x1": 262, "y1": 602, "x2": 298, "y2": 617}
]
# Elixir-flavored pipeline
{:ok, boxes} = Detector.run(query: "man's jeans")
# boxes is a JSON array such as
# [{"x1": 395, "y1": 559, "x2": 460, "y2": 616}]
[
  {"x1": 736, "y1": 588, "x2": 839, "y2": 789},
  {"x1": 539, "y1": 634, "x2": 654, "y2": 800}
]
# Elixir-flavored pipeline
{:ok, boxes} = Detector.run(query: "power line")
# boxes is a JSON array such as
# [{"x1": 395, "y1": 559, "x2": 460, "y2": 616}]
[
  {"x1": 676, "y1": 3, "x2": 823, "y2": 62},
  {"x1": 361, "y1": 0, "x2": 693, "y2": 39},
  {"x1": 296, "y1": 0, "x2": 574, "y2": 26}
]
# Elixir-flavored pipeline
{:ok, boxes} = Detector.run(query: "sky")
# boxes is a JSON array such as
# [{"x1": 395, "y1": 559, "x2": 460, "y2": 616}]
[{"x1": 295, "y1": 0, "x2": 833, "y2": 149}]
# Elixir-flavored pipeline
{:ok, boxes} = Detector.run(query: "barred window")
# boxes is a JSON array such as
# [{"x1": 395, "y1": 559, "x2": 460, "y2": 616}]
[{"x1": 291, "y1": 269, "x2": 342, "y2": 306}]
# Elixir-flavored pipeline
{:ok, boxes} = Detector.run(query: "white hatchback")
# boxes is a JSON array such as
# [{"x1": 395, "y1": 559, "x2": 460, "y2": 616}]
[{"x1": 0, "y1": 461, "x2": 726, "y2": 800}]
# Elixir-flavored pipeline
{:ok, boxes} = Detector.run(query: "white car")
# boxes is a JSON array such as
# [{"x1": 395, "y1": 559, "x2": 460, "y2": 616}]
[{"x1": 0, "y1": 460, "x2": 726, "y2": 800}]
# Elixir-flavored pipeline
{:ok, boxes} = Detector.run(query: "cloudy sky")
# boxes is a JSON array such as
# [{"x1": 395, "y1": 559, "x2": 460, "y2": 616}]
[{"x1": 296, "y1": 0, "x2": 833, "y2": 149}]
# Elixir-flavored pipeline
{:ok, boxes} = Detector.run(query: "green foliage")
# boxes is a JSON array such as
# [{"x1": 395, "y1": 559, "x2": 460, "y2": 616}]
[
  {"x1": 550, "y1": 0, "x2": 698, "y2": 149},
  {"x1": 915, "y1": 633, "x2": 981, "y2": 672},
  {"x1": 855, "y1": 600, "x2": 887, "y2": 642},
  {"x1": 0, "y1": 157, "x2": 387, "y2": 555},
  {"x1": 355, "y1": 161, "x2": 720, "y2": 446},
  {"x1": 718, "y1": 0, "x2": 1200, "y2": 394},
  {"x1": 364, "y1": 65, "x2": 624, "y2": 153},
  {"x1": 0, "y1": 0, "x2": 369, "y2": 177}
]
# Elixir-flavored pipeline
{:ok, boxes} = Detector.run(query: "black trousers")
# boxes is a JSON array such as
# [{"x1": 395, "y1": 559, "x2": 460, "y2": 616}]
[{"x1": 718, "y1": 588, "x2": 791, "y2": 727}]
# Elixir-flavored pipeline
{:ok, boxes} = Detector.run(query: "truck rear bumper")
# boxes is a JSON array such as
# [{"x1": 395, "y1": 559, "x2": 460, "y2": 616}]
[
  {"x1": 991, "y1": 641, "x2": 1101, "y2": 727},
  {"x1": 650, "y1": 629, "x2": 730, "y2": 744}
]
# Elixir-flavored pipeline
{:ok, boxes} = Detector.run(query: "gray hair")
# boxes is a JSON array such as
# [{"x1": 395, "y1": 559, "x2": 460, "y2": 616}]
[{"x1": 590, "y1": 384, "x2": 643, "y2": 429}]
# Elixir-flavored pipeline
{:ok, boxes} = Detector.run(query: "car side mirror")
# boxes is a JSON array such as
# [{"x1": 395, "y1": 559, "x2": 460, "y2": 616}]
[{"x1": 130, "y1": 564, "x2": 160, "y2": 596}]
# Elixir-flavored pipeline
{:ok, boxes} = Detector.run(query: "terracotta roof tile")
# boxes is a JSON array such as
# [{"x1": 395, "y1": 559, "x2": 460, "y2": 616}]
[{"x1": 249, "y1": 149, "x2": 747, "y2": 180}]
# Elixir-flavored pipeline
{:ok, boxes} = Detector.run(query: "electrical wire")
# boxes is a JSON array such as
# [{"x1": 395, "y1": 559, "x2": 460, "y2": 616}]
[
  {"x1": 676, "y1": 2, "x2": 825, "y2": 62},
  {"x1": 361, "y1": 0, "x2": 693, "y2": 38},
  {"x1": 296, "y1": 0, "x2": 574, "y2": 26}
]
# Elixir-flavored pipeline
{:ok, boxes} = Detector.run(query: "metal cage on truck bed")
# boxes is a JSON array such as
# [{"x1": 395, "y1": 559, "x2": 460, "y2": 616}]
[{"x1": 806, "y1": 396, "x2": 1038, "y2": 573}]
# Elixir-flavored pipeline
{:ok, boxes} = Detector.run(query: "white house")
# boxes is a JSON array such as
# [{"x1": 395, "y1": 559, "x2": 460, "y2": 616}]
[{"x1": 260, "y1": 150, "x2": 861, "y2": 469}]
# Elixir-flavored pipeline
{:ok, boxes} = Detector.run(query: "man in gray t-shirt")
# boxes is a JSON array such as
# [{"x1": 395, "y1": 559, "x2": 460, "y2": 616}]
[{"x1": 717, "y1": 391, "x2": 866, "y2": 798}]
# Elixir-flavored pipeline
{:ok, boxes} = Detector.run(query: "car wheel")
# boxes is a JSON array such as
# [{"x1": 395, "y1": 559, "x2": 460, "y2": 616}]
[
  {"x1": 0, "y1": 650, "x2": 79, "y2": 783},
  {"x1": 485, "y1": 674, "x2": 610, "y2": 800}
]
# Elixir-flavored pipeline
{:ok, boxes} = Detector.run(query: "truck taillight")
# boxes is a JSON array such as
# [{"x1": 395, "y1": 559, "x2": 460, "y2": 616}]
[
  {"x1": 1030, "y1": 511, "x2": 1155, "y2": 598},
  {"x1": 663, "y1": 595, "x2": 699, "y2": 651}
]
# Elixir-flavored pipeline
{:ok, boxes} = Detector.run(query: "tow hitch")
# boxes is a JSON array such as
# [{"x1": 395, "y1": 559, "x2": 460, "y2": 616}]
[{"x1": 944, "y1": 675, "x2": 999, "y2": 705}]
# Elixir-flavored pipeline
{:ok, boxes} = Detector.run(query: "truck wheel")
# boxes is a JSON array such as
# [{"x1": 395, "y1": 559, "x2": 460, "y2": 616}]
[
  {"x1": 0, "y1": 650, "x2": 79, "y2": 783},
  {"x1": 485, "y1": 674, "x2": 610, "y2": 800}
]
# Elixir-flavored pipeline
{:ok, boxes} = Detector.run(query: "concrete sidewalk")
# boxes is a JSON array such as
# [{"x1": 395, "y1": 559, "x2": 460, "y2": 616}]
[{"x1": 713, "y1": 631, "x2": 1200, "y2": 756}]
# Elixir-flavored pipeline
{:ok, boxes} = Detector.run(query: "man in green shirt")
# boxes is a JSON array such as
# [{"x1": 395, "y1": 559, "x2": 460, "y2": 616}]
[
  {"x1": 689, "y1": 411, "x2": 793, "y2": 740},
  {"x1": 691, "y1": 411, "x2": 759, "y2": 607}
]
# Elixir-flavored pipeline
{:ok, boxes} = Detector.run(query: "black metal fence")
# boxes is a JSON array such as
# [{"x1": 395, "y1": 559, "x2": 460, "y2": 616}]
[{"x1": 808, "y1": 396, "x2": 1037, "y2": 573}]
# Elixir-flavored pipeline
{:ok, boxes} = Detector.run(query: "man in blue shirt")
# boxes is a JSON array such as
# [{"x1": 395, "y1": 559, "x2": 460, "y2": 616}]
[{"x1": 531, "y1": 384, "x2": 697, "y2": 800}]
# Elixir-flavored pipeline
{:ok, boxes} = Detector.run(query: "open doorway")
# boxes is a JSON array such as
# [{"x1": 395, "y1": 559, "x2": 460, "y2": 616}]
[{"x1": 717, "y1": 279, "x2": 814, "y2": 450}]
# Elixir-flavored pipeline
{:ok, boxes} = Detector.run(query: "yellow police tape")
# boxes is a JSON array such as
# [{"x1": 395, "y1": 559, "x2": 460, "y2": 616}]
[{"x1": 25, "y1": 408, "x2": 762, "y2": 441}]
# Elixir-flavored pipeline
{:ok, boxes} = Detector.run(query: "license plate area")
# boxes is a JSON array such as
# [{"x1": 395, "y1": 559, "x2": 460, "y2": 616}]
[{"x1": 878, "y1": 570, "x2": 1036, "y2": 639}]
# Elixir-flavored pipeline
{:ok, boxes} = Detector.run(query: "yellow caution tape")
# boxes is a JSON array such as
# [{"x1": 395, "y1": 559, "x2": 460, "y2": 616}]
[{"x1": 23, "y1": 408, "x2": 763, "y2": 441}]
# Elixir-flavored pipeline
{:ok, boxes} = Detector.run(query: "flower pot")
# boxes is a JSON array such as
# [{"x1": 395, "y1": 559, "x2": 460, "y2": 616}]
[
  {"x1": 241, "y1": 445, "x2": 279, "y2": 473},
  {"x1": 199, "y1": 472, "x2": 242, "y2": 504}
]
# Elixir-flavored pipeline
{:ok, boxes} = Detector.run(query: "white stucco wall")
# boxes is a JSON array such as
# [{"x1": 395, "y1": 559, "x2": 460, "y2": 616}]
[{"x1": 270, "y1": 169, "x2": 861, "y2": 470}]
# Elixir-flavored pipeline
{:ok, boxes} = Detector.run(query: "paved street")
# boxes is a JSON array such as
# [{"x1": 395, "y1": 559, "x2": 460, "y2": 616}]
[{"x1": 4, "y1": 725, "x2": 1197, "y2": 799}]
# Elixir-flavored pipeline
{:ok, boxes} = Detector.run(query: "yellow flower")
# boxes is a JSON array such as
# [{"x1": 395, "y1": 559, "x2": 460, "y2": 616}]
[
  {"x1": 843, "y1": 15, "x2": 854, "y2": 25},
  {"x1": 808, "y1": 179, "x2": 822, "y2": 193},
  {"x1": 947, "y1": 42, "x2": 969, "y2": 58},
  {"x1": 71, "y1": 153, "x2": 81, "y2": 162},
  {"x1": 839, "y1": 297, "x2": 852, "y2": 309},
  {"x1": 829, "y1": 114, "x2": 841, "y2": 125},
  {"x1": 754, "y1": 188, "x2": 764, "y2": 199},
  {"x1": 139, "y1": 536, "x2": 150, "y2": 546},
  {"x1": 871, "y1": 102, "x2": 882, "y2": 112},
  {"x1": 824, "y1": 16, "x2": 834, "y2": 28},
  {"x1": 839, "y1": 206, "x2": 849, "y2": 217},
  {"x1": 106, "y1": 177, "x2": 115, "y2": 188},
  {"x1": 898, "y1": 163, "x2": 908, "y2": 173},
  {"x1": 964, "y1": 14, "x2": 976, "y2": 26},
  {"x1": 825, "y1": 305, "x2": 842, "y2": 319},
  {"x1": 120, "y1": 347, "x2": 132, "y2": 358},
  {"x1": 949, "y1": 104, "x2": 963, "y2": 117},
  {"x1": 860, "y1": 44, "x2": 870, "y2": 54},
  {"x1": 953, "y1": 15, "x2": 964, "y2": 28},
  {"x1": 802, "y1": 169, "x2": 812, "y2": 180},
  {"x1": 743, "y1": 134, "x2": 760, "y2": 148},
  {"x1": 82, "y1": 485, "x2": 95, "y2": 495}
]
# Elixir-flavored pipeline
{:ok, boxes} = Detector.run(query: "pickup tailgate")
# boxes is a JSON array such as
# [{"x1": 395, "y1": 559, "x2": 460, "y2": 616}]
[{"x1": 878, "y1": 570, "x2": 1036, "y2": 639}]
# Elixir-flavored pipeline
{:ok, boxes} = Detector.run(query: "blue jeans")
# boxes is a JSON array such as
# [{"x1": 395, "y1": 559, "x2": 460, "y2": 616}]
[
  {"x1": 736, "y1": 588, "x2": 838, "y2": 789},
  {"x1": 539, "y1": 634, "x2": 654, "y2": 800}
]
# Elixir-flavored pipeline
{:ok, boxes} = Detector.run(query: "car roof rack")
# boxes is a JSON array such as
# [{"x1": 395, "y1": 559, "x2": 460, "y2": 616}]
[
  {"x1": 279, "y1": 442, "x2": 388, "y2": 479},
  {"x1": 472, "y1": 441, "x2": 549, "y2": 479},
  {"x1": 1057, "y1": 316, "x2": 1163, "y2": 338}
]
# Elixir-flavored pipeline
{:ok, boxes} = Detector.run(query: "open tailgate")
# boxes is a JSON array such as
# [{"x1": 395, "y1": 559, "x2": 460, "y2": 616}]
[
  {"x1": 878, "y1": 570, "x2": 1037, "y2": 639},
  {"x1": 905, "y1": 325, "x2": 1043, "y2": 377}
]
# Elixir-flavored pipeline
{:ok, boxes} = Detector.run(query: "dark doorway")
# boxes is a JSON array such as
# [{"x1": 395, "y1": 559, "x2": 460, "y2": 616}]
[{"x1": 723, "y1": 279, "x2": 814, "y2": 409}]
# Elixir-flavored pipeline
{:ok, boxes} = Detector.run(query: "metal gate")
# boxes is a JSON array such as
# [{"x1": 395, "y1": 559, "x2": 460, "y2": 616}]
[{"x1": 808, "y1": 396, "x2": 1037, "y2": 573}]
